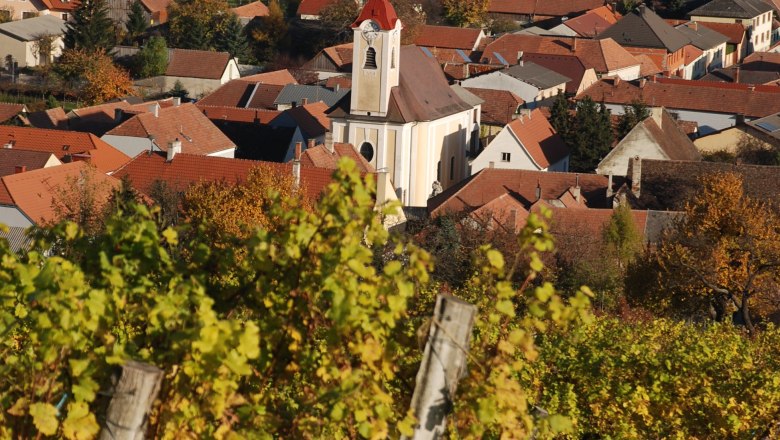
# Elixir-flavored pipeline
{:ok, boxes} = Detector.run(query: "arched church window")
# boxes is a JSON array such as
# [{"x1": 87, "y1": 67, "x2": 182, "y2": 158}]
[
  {"x1": 391, "y1": 48, "x2": 396, "y2": 69},
  {"x1": 360, "y1": 142, "x2": 375, "y2": 161},
  {"x1": 364, "y1": 47, "x2": 377, "y2": 69}
]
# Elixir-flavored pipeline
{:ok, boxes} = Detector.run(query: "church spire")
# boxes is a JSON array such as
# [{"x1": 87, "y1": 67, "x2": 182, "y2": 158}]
[{"x1": 351, "y1": 0, "x2": 399, "y2": 30}]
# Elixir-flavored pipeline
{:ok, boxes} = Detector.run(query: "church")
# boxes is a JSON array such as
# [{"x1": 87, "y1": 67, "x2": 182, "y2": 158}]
[{"x1": 327, "y1": 0, "x2": 481, "y2": 207}]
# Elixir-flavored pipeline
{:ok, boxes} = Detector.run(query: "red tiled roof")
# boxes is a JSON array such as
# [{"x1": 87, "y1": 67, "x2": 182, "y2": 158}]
[
  {"x1": 284, "y1": 102, "x2": 331, "y2": 137},
  {"x1": 506, "y1": 109, "x2": 570, "y2": 169},
  {"x1": 577, "y1": 77, "x2": 780, "y2": 118},
  {"x1": 442, "y1": 63, "x2": 503, "y2": 81},
  {"x1": 426, "y1": 47, "x2": 477, "y2": 64},
  {"x1": 0, "y1": 103, "x2": 25, "y2": 124},
  {"x1": 0, "y1": 126, "x2": 130, "y2": 173},
  {"x1": 1, "y1": 162, "x2": 119, "y2": 225},
  {"x1": 587, "y1": 4, "x2": 621, "y2": 24},
  {"x1": 322, "y1": 43, "x2": 354, "y2": 69},
  {"x1": 464, "y1": 88, "x2": 524, "y2": 125},
  {"x1": 300, "y1": 143, "x2": 375, "y2": 172},
  {"x1": 297, "y1": 0, "x2": 338, "y2": 16},
  {"x1": 523, "y1": 53, "x2": 590, "y2": 94},
  {"x1": 351, "y1": 0, "x2": 399, "y2": 30},
  {"x1": 324, "y1": 75, "x2": 352, "y2": 90},
  {"x1": 640, "y1": 111, "x2": 701, "y2": 161},
  {"x1": 231, "y1": 1, "x2": 270, "y2": 18},
  {"x1": 26, "y1": 107, "x2": 67, "y2": 130},
  {"x1": 564, "y1": 11, "x2": 613, "y2": 37},
  {"x1": 198, "y1": 80, "x2": 259, "y2": 108},
  {"x1": 197, "y1": 105, "x2": 281, "y2": 124},
  {"x1": 488, "y1": 0, "x2": 603, "y2": 16},
  {"x1": 697, "y1": 21, "x2": 746, "y2": 44},
  {"x1": 429, "y1": 168, "x2": 616, "y2": 215},
  {"x1": 105, "y1": 103, "x2": 236, "y2": 156},
  {"x1": 744, "y1": 51, "x2": 780, "y2": 64},
  {"x1": 414, "y1": 25, "x2": 483, "y2": 50},
  {"x1": 683, "y1": 44, "x2": 704, "y2": 65},
  {"x1": 0, "y1": 149, "x2": 57, "y2": 177},
  {"x1": 547, "y1": 207, "x2": 648, "y2": 242},
  {"x1": 139, "y1": 0, "x2": 171, "y2": 14},
  {"x1": 482, "y1": 34, "x2": 639, "y2": 73},
  {"x1": 40, "y1": 0, "x2": 79, "y2": 11},
  {"x1": 634, "y1": 53, "x2": 663, "y2": 76},
  {"x1": 469, "y1": 192, "x2": 530, "y2": 232},
  {"x1": 114, "y1": 152, "x2": 334, "y2": 201},
  {"x1": 246, "y1": 84, "x2": 287, "y2": 109},
  {"x1": 240, "y1": 69, "x2": 298, "y2": 85},
  {"x1": 166, "y1": 49, "x2": 232, "y2": 80}
]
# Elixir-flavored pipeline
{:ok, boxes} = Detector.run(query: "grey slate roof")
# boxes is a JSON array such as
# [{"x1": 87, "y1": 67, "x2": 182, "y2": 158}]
[
  {"x1": 690, "y1": 0, "x2": 773, "y2": 19},
  {"x1": 675, "y1": 22, "x2": 729, "y2": 50},
  {"x1": 273, "y1": 85, "x2": 349, "y2": 108},
  {"x1": 450, "y1": 85, "x2": 484, "y2": 107},
  {"x1": 504, "y1": 62, "x2": 571, "y2": 89},
  {"x1": 0, "y1": 15, "x2": 67, "y2": 41},
  {"x1": 597, "y1": 4, "x2": 690, "y2": 52},
  {"x1": 0, "y1": 226, "x2": 32, "y2": 254}
]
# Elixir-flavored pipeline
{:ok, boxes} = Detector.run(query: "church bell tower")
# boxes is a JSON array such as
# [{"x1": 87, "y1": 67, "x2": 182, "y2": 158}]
[{"x1": 350, "y1": 0, "x2": 401, "y2": 118}]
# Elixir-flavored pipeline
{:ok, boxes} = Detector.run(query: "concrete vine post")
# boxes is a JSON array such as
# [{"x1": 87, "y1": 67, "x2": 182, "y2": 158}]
[{"x1": 99, "y1": 361, "x2": 163, "y2": 440}]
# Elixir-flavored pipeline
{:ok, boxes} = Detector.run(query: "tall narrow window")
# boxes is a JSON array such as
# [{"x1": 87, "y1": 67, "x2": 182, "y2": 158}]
[
  {"x1": 437, "y1": 161, "x2": 441, "y2": 181},
  {"x1": 364, "y1": 47, "x2": 377, "y2": 69},
  {"x1": 450, "y1": 156, "x2": 455, "y2": 180},
  {"x1": 391, "y1": 48, "x2": 396, "y2": 68}
]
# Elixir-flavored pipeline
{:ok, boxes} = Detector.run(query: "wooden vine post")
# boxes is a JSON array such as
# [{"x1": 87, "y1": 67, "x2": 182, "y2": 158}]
[
  {"x1": 402, "y1": 294, "x2": 478, "y2": 440},
  {"x1": 99, "y1": 361, "x2": 163, "y2": 440}
]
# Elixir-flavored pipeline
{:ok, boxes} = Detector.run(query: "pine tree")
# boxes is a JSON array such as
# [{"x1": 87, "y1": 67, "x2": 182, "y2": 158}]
[
  {"x1": 135, "y1": 36, "x2": 168, "y2": 78},
  {"x1": 549, "y1": 91, "x2": 570, "y2": 138},
  {"x1": 175, "y1": 14, "x2": 210, "y2": 50},
  {"x1": 125, "y1": 0, "x2": 148, "y2": 45},
  {"x1": 567, "y1": 96, "x2": 614, "y2": 172},
  {"x1": 64, "y1": 0, "x2": 116, "y2": 52},
  {"x1": 215, "y1": 13, "x2": 251, "y2": 63},
  {"x1": 616, "y1": 100, "x2": 650, "y2": 140}
]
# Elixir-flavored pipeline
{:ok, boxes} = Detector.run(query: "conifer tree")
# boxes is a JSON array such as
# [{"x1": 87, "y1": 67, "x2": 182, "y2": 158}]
[
  {"x1": 125, "y1": 0, "x2": 148, "y2": 45},
  {"x1": 215, "y1": 13, "x2": 251, "y2": 62},
  {"x1": 64, "y1": 0, "x2": 116, "y2": 52},
  {"x1": 567, "y1": 96, "x2": 614, "y2": 172},
  {"x1": 549, "y1": 90, "x2": 570, "y2": 138},
  {"x1": 616, "y1": 100, "x2": 650, "y2": 140}
]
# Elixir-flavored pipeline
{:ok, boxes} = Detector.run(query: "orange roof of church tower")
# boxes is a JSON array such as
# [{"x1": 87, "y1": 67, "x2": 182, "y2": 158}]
[{"x1": 352, "y1": 0, "x2": 399, "y2": 30}]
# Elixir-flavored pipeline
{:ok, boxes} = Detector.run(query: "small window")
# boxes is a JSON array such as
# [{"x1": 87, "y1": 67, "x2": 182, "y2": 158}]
[
  {"x1": 501, "y1": 152, "x2": 511, "y2": 162},
  {"x1": 449, "y1": 156, "x2": 455, "y2": 180},
  {"x1": 364, "y1": 47, "x2": 377, "y2": 69},
  {"x1": 437, "y1": 161, "x2": 441, "y2": 181},
  {"x1": 391, "y1": 48, "x2": 396, "y2": 69},
  {"x1": 360, "y1": 142, "x2": 374, "y2": 162},
  {"x1": 62, "y1": 13, "x2": 68, "y2": 20}
]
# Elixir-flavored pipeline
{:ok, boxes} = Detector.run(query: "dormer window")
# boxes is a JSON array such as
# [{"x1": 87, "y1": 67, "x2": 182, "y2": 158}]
[{"x1": 364, "y1": 47, "x2": 377, "y2": 69}]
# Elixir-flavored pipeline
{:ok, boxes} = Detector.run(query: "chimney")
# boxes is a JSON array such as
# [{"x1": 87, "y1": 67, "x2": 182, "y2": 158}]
[
  {"x1": 114, "y1": 108, "x2": 123, "y2": 122},
  {"x1": 639, "y1": 78, "x2": 647, "y2": 88},
  {"x1": 571, "y1": 37, "x2": 577, "y2": 52},
  {"x1": 517, "y1": 50, "x2": 524, "y2": 63},
  {"x1": 334, "y1": 83, "x2": 340, "y2": 91},
  {"x1": 629, "y1": 156, "x2": 642, "y2": 197},
  {"x1": 734, "y1": 65, "x2": 741, "y2": 83},
  {"x1": 173, "y1": 97, "x2": 181, "y2": 106},
  {"x1": 749, "y1": 85, "x2": 755, "y2": 92},
  {"x1": 691, "y1": 21, "x2": 698, "y2": 31},
  {"x1": 489, "y1": 161, "x2": 495, "y2": 168},
  {"x1": 535, "y1": 180, "x2": 542, "y2": 201},
  {"x1": 167, "y1": 138, "x2": 182, "y2": 161},
  {"x1": 301, "y1": 98, "x2": 308, "y2": 105},
  {"x1": 292, "y1": 141, "x2": 302, "y2": 188},
  {"x1": 508, "y1": 209, "x2": 518, "y2": 232},
  {"x1": 325, "y1": 131, "x2": 334, "y2": 154},
  {"x1": 650, "y1": 106, "x2": 663, "y2": 128},
  {"x1": 14, "y1": 165, "x2": 25, "y2": 174},
  {"x1": 614, "y1": 76, "x2": 621, "y2": 86},
  {"x1": 572, "y1": 174, "x2": 581, "y2": 203},
  {"x1": 307, "y1": 138, "x2": 315, "y2": 150},
  {"x1": 149, "y1": 103, "x2": 159, "y2": 117},
  {"x1": 606, "y1": 173, "x2": 614, "y2": 200},
  {"x1": 3, "y1": 141, "x2": 13, "y2": 149}
]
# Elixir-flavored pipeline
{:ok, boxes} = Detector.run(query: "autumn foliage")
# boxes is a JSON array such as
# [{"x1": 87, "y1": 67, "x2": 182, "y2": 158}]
[{"x1": 57, "y1": 49, "x2": 135, "y2": 105}]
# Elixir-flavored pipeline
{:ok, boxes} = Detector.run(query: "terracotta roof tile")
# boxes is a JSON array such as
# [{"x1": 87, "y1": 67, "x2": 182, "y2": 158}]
[
  {"x1": 564, "y1": 11, "x2": 613, "y2": 37},
  {"x1": 246, "y1": 84, "x2": 286, "y2": 109},
  {"x1": 481, "y1": 34, "x2": 639, "y2": 73},
  {"x1": 488, "y1": 0, "x2": 603, "y2": 16},
  {"x1": 0, "y1": 126, "x2": 130, "y2": 173},
  {"x1": 297, "y1": 0, "x2": 338, "y2": 16},
  {"x1": 577, "y1": 77, "x2": 780, "y2": 118},
  {"x1": 321, "y1": 43, "x2": 354, "y2": 69},
  {"x1": 640, "y1": 111, "x2": 701, "y2": 161},
  {"x1": 523, "y1": 53, "x2": 590, "y2": 94},
  {"x1": 301, "y1": 143, "x2": 375, "y2": 172},
  {"x1": 429, "y1": 168, "x2": 620, "y2": 215},
  {"x1": 105, "y1": 103, "x2": 235, "y2": 156},
  {"x1": 0, "y1": 149, "x2": 58, "y2": 177},
  {"x1": 1, "y1": 162, "x2": 119, "y2": 225},
  {"x1": 697, "y1": 21, "x2": 746, "y2": 44},
  {"x1": 283, "y1": 102, "x2": 331, "y2": 137},
  {"x1": 547, "y1": 207, "x2": 648, "y2": 247},
  {"x1": 197, "y1": 105, "x2": 281, "y2": 124},
  {"x1": 26, "y1": 107, "x2": 67, "y2": 130},
  {"x1": 634, "y1": 53, "x2": 664, "y2": 76},
  {"x1": 239, "y1": 69, "x2": 298, "y2": 85},
  {"x1": 464, "y1": 87, "x2": 524, "y2": 125},
  {"x1": 414, "y1": 25, "x2": 483, "y2": 50},
  {"x1": 587, "y1": 4, "x2": 622, "y2": 24},
  {"x1": 506, "y1": 109, "x2": 570, "y2": 169},
  {"x1": 231, "y1": 1, "x2": 270, "y2": 18},
  {"x1": 683, "y1": 44, "x2": 704, "y2": 64},
  {"x1": 0, "y1": 103, "x2": 26, "y2": 123},
  {"x1": 40, "y1": 0, "x2": 79, "y2": 11},
  {"x1": 166, "y1": 49, "x2": 231, "y2": 80},
  {"x1": 324, "y1": 75, "x2": 352, "y2": 90},
  {"x1": 198, "y1": 81, "x2": 259, "y2": 108},
  {"x1": 114, "y1": 152, "x2": 334, "y2": 201}
]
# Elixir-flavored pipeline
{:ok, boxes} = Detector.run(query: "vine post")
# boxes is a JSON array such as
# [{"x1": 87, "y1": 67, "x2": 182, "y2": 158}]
[{"x1": 99, "y1": 361, "x2": 163, "y2": 440}]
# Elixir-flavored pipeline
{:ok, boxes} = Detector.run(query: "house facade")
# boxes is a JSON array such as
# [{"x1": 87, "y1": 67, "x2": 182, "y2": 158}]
[
  {"x1": 327, "y1": 0, "x2": 480, "y2": 207},
  {"x1": 460, "y1": 62, "x2": 569, "y2": 108},
  {"x1": 0, "y1": 15, "x2": 66, "y2": 67},
  {"x1": 690, "y1": 0, "x2": 774, "y2": 54}
]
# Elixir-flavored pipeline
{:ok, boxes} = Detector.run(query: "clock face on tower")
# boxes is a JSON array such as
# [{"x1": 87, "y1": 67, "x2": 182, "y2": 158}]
[{"x1": 362, "y1": 21, "x2": 380, "y2": 42}]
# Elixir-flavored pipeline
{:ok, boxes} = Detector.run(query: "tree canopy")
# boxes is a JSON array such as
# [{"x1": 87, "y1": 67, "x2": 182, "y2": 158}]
[{"x1": 64, "y1": 0, "x2": 116, "y2": 52}]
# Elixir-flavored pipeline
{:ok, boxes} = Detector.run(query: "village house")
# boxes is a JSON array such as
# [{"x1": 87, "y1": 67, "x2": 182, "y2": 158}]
[
  {"x1": 675, "y1": 21, "x2": 729, "y2": 77},
  {"x1": 522, "y1": 53, "x2": 598, "y2": 95},
  {"x1": 326, "y1": 0, "x2": 481, "y2": 206},
  {"x1": 138, "y1": 49, "x2": 241, "y2": 98},
  {"x1": 303, "y1": 43, "x2": 354, "y2": 79},
  {"x1": 197, "y1": 70, "x2": 298, "y2": 110},
  {"x1": 697, "y1": 21, "x2": 749, "y2": 66},
  {"x1": 462, "y1": 87, "x2": 524, "y2": 140},
  {"x1": 486, "y1": 0, "x2": 603, "y2": 25},
  {"x1": 460, "y1": 62, "x2": 570, "y2": 108},
  {"x1": 231, "y1": 1, "x2": 269, "y2": 25},
  {"x1": 481, "y1": 34, "x2": 642, "y2": 80},
  {"x1": 597, "y1": 107, "x2": 701, "y2": 176},
  {"x1": 470, "y1": 108, "x2": 570, "y2": 174},
  {"x1": 102, "y1": 102, "x2": 236, "y2": 158},
  {"x1": 577, "y1": 76, "x2": 780, "y2": 135},
  {"x1": 702, "y1": 51, "x2": 780, "y2": 84},
  {"x1": 0, "y1": 15, "x2": 66, "y2": 68},
  {"x1": 690, "y1": 0, "x2": 774, "y2": 54},
  {"x1": 0, "y1": 126, "x2": 130, "y2": 174},
  {"x1": 0, "y1": 103, "x2": 27, "y2": 125}
]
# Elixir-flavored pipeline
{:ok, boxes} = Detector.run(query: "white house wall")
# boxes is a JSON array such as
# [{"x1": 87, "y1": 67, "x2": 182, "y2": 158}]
[
  {"x1": 596, "y1": 123, "x2": 669, "y2": 175},
  {"x1": 604, "y1": 103, "x2": 738, "y2": 135},
  {"x1": 606, "y1": 64, "x2": 641, "y2": 81},
  {"x1": 101, "y1": 135, "x2": 153, "y2": 158},
  {"x1": 0, "y1": 206, "x2": 33, "y2": 228},
  {"x1": 470, "y1": 126, "x2": 541, "y2": 173}
]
